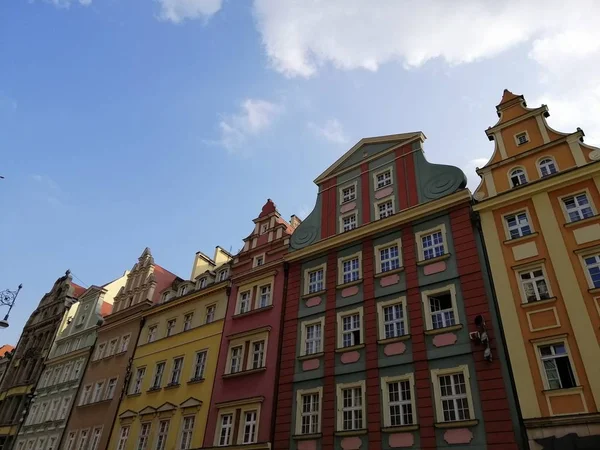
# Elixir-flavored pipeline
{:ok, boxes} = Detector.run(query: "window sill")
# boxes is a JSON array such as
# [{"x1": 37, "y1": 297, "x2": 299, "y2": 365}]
[
  {"x1": 335, "y1": 429, "x2": 368, "y2": 437},
  {"x1": 164, "y1": 383, "x2": 180, "y2": 390},
  {"x1": 127, "y1": 392, "x2": 141, "y2": 397},
  {"x1": 564, "y1": 215, "x2": 600, "y2": 228},
  {"x1": 424, "y1": 324, "x2": 463, "y2": 335},
  {"x1": 298, "y1": 352, "x2": 324, "y2": 361},
  {"x1": 115, "y1": 350, "x2": 128, "y2": 357},
  {"x1": 377, "y1": 334, "x2": 411, "y2": 345},
  {"x1": 335, "y1": 343, "x2": 365, "y2": 353},
  {"x1": 589, "y1": 287, "x2": 600, "y2": 294},
  {"x1": 435, "y1": 419, "x2": 478, "y2": 429},
  {"x1": 416, "y1": 253, "x2": 451, "y2": 266},
  {"x1": 223, "y1": 367, "x2": 266, "y2": 379},
  {"x1": 340, "y1": 198, "x2": 356, "y2": 206},
  {"x1": 520, "y1": 297, "x2": 557, "y2": 308},
  {"x1": 147, "y1": 387, "x2": 161, "y2": 393},
  {"x1": 336, "y1": 279, "x2": 363, "y2": 290},
  {"x1": 233, "y1": 305, "x2": 274, "y2": 319},
  {"x1": 187, "y1": 377, "x2": 205, "y2": 385},
  {"x1": 543, "y1": 385, "x2": 583, "y2": 394},
  {"x1": 503, "y1": 232, "x2": 539, "y2": 245},
  {"x1": 374, "y1": 267, "x2": 405, "y2": 278},
  {"x1": 382, "y1": 424, "x2": 419, "y2": 433},
  {"x1": 301, "y1": 289, "x2": 327, "y2": 299},
  {"x1": 292, "y1": 433, "x2": 322, "y2": 440}
]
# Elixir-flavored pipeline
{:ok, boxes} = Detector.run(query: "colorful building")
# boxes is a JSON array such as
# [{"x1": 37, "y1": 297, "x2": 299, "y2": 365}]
[
  {"x1": 107, "y1": 246, "x2": 232, "y2": 450},
  {"x1": 13, "y1": 274, "x2": 127, "y2": 450},
  {"x1": 473, "y1": 91, "x2": 600, "y2": 449},
  {"x1": 203, "y1": 200, "x2": 297, "y2": 449},
  {"x1": 274, "y1": 134, "x2": 524, "y2": 450},
  {"x1": 62, "y1": 248, "x2": 177, "y2": 450},
  {"x1": 0, "y1": 271, "x2": 84, "y2": 450}
]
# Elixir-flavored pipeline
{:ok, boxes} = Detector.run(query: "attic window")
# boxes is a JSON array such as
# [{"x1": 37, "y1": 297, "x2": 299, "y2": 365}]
[
  {"x1": 197, "y1": 278, "x2": 207, "y2": 289},
  {"x1": 516, "y1": 132, "x2": 529, "y2": 146},
  {"x1": 375, "y1": 169, "x2": 392, "y2": 190},
  {"x1": 218, "y1": 269, "x2": 229, "y2": 281},
  {"x1": 509, "y1": 168, "x2": 528, "y2": 188},
  {"x1": 179, "y1": 285, "x2": 188, "y2": 297},
  {"x1": 260, "y1": 223, "x2": 269, "y2": 234},
  {"x1": 253, "y1": 255, "x2": 265, "y2": 268},
  {"x1": 162, "y1": 292, "x2": 170, "y2": 303}
]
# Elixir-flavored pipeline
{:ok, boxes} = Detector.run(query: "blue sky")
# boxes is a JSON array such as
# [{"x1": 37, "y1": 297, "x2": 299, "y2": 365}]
[{"x1": 1, "y1": 0, "x2": 599, "y2": 345}]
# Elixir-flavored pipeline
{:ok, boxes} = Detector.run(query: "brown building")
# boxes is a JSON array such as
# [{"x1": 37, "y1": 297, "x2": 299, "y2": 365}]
[{"x1": 62, "y1": 249, "x2": 177, "y2": 450}]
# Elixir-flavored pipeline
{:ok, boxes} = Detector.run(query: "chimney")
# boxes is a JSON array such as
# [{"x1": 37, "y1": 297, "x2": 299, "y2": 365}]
[{"x1": 290, "y1": 215, "x2": 302, "y2": 229}]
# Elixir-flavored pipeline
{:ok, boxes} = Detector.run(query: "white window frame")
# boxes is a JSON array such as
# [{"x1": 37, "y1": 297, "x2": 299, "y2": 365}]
[
  {"x1": 381, "y1": 374, "x2": 416, "y2": 428},
  {"x1": 147, "y1": 325, "x2": 157, "y2": 343},
  {"x1": 375, "y1": 197, "x2": 395, "y2": 220},
  {"x1": 508, "y1": 166, "x2": 528, "y2": 188},
  {"x1": 336, "y1": 307, "x2": 364, "y2": 349},
  {"x1": 205, "y1": 304, "x2": 216, "y2": 324},
  {"x1": 534, "y1": 339, "x2": 579, "y2": 390},
  {"x1": 130, "y1": 367, "x2": 146, "y2": 395},
  {"x1": 155, "y1": 419, "x2": 170, "y2": 450},
  {"x1": 94, "y1": 342, "x2": 106, "y2": 360},
  {"x1": 560, "y1": 190, "x2": 596, "y2": 223},
  {"x1": 514, "y1": 131, "x2": 530, "y2": 146},
  {"x1": 339, "y1": 182, "x2": 357, "y2": 204},
  {"x1": 237, "y1": 290, "x2": 252, "y2": 315},
  {"x1": 119, "y1": 334, "x2": 131, "y2": 353},
  {"x1": 137, "y1": 422, "x2": 152, "y2": 450},
  {"x1": 166, "y1": 319, "x2": 177, "y2": 337},
  {"x1": 217, "y1": 268, "x2": 229, "y2": 281},
  {"x1": 241, "y1": 409, "x2": 258, "y2": 444},
  {"x1": 76, "y1": 429, "x2": 89, "y2": 450},
  {"x1": 108, "y1": 338, "x2": 118, "y2": 357},
  {"x1": 580, "y1": 252, "x2": 600, "y2": 289},
  {"x1": 421, "y1": 284, "x2": 460, "y2": 331},
  {"x1": 248, "y1": 339, "x2": 266, "y2": 370},
  {"x1": 79, "y1": 385, "x2": 91, "y2": 405},
  {"x1": 415, "y1": 225, "x2": 448, "y2": 262},
  {"x1": 92, "y1": 380, "x2": 105, "y2": 403},
  {"x1": 253, "y1": 253, "x2": 266, "y2": 268},
  {"x1": 339, "y1": 212, "x2": 358, "y2": 233},
  {"x1": 183, "y1": 313, "x2": 194, "y2": 332},
  {"x1": 377, "y1": 297, "x2": 408, "y2": 341},
  {"x1": 516, "y1": 265, "x2": 552, "y2": 304},
  {"x1": 300, "y1": 317, "x2": 325, "y2": 356},
  {"x1": 89, "y1": 427, "x2": 102, "y2": 450},
  {"x1": 374, "y1": 239, "x2": 402, "y2": 274},
  {"x1": 295, "y1": 387, "x2": 323, "y2": 435},
  {"x1": 537, "y1": 156, "x2": 558, "y2": 177},
  {"x1": 191, "y1": 350, "x2": 207, "y2": 380},
  {"x1": 197, "y1": 277, "x2": 207, "y2": 289},
  {"x1": 65, "y1": 433, "x2": 77, "y2": 450},
  {"x1": 304, "y1": 264, "x2": 326, "y2": 295},
  {"x1": 227, "y1": 345, "x2": 244, "y2": 374},
  {"x1": 169, "y1": 357, "x2": 184, "y2": 385},
  {"x1": 373, "y1": 167, "x2": 393, "y2": 190},
  {"x1": 431, "y1": 365, "x2": 475, "y2": 424},
  {"x1": 337, "y1": 251, "x2": 362, "y2": 285},
  {"x1": 503, "y1": 209, "x2": 533, "y2": 240},
  {"x1": 151, "y1": 361, "x2": 166, "y2": 389},
  {"x1": 58, "y1": 396, "x2": 72, "y2": 419},
  {"x1": 216, "y1": 412, "x2": 234, "y2": 446},
  {"x1": 336, "y1": 380, "x2": 366, "y2": 431},
  {"x1": 105, "y1": 377, "x2": 118, "y2": 400},
  {"x1": 116, "y1": 426, "x2": 129, "y2": 450},
  {"x1": 256, "y1": 284, "x2": 272, "y2": 309}
]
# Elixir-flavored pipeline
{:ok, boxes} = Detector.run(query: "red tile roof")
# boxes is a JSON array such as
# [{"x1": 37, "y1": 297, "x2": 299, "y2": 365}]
[
  {"x1": 258, "y1": 199, "x2": 277, "y2": 218},
  {"x1": 0, "y1": 345, "x2": 14, "y2": 358},
  {"x1": 100, "y1": 301, "x2": 113, "y2": 317},
  {"x1": 152, "y1": 265, "x2": 179, "y2": 304},
  {"x1": 71, "y1": 283, "x2": 86, "y2": 298}
]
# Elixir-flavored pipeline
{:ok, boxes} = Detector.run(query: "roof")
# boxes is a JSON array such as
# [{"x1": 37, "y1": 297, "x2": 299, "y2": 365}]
[
  {"x1": 100, "y1": 301, "x2": 113, "y2": 317},
  {"x1": 0, "y1": 345, "x2": 14, "y2": 358},
  {"x1": 71, "y1": 283, "x2": 86, "y2": 298},
  {"x1": 258, "y1": 199, "x2": 277, "y2": 218},
  {"x1": 276, "y1": 216, "x2": 294, "y2": 235},
  {"x1": 498, "y1": 89, "x2": 522, "y2": 105},
  {"x1": 151, "y1": 265, "x2": 179, "y2": 303}
]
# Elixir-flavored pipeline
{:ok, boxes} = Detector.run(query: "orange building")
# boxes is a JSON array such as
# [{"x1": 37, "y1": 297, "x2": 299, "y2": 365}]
[{"x1": 473, "y1": 90, "x2": 600, "y2": 449}]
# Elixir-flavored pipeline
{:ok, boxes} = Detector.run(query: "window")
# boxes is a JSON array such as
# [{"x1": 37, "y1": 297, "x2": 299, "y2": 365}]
[
  {"x1": 179, "y1": 285, "x2": 188, "y2": 296},
  {"x1": 376, "y1": 169, "x2": 392, "y2": 189},
  {"x1": 105, "y1": 378, "x2": 117, "y2": 399},
  {"x1": 94, "y1": 342, "x2": 106, "y2": 360},
  {"x1": 192, "y1": 351, "x2": 207, "y2": 380},
  {"x1": 120, "y1": 335, "x2": 130, "y2": 353},
  {"x1": 155, "y1": 420, "x2": 170, "y2": 450},
  {"x1": 377, "y1": 199, "x2": 394, "y2": 219},
  {"x1": 584, "y1": 254, "x2": 600, "y2": 288},
  {"x1": 307, "y1": 268, "x2": 324, "y2": 294},
  {"x1": 152, "y1": 362, "x2": 166, "y2": 389},
  {"x1": 48, "y1": 399, "x2": 59, "y2": 421},
  {"x1": 218, "y1": 414, "x2": 233, "y2": 446},
  {"x1": 161, "y1": 292, "x2": 171, "y2": 303},
  {"x1": 254, "y1": 255, "x2": 264, "y2": 267},
  {"x1": 76, "y1": 430, "x2": 88, "y2": 450},
  {"x1": 59, "y1": 396, "x2": 71, "y2": 419},
  {"x1": 137, "y1": 423, "x2": 151, "y2": 450},
  {"x1": 89, "y1": 428, "x2": 102, "y2": 450},
  {"x1": 341, "y1": 257, "x2": 360, "y2": 284},
  {"x1": 519, "y1": 268, "x2": 550, "y2": 303},
  {"x1": 382, "y1": 376, "x2": 415, "y2": 427},
  {"x1": 563, "y1": 193, "x2": 594, "y2": 222},
  {"x1": 421, "y1": 230, "x2": 445, "y2": 260},
  {"x1": 429, "y1": 292, "x2": 456, "y2": 329},
  {"x1": 339, "y1": 383, "x2": 365, "y2": 431},
  {"x1": 539, "y1": 157, "x2": 557, "y2": 177},
  {"x1": 341, "y1": 184, "x2": 356, "y2": 203},
  {"x1": 131, "y1": 367, "x2": 146, "y2": 394},
  {"x1": 147, "y1": 326, "x2": 157, "y2": 343},
  {"x1": 166, "y1": 319, "x2": 177, "y2": 337},
  {"x1": 258, "y1": 285, "x2": 271, "y2": 308},
  {"x1": 341, "y1": 213, "x2": 357, "y2": 232},
  {"x1": 35, "y1": 438, "x2": 46, "y2": 450},
  {"x1": 242, "y1": 411, "x2": 258, "y2": 444},
  {"x1": 251, "y1": 341, "x2": 265, "y2": 369},
  {"x1": 218, "y1": 269, "x2": 229, "y2": 281},
  {"x1": 260, "y1": 223, "x2": 269, "y2": 234},
  {"x1": 179, "y1": 416, "x2": 195, "y2": 450},
  {"x1": 183, "y1": 313, "x2": 194, "y2": 332},
  {"x1": 116, "y1": 427, "x2": 130, "y2": 450},
  {"x1": 303, "y1": 321, "x2": 323, "y2": 355},
  {"x1": 37, "y1": 402, "x2": 48, "y2": 423},
  {"x1": 505, "y1": 212, "x2": 532, "y2": 239},
  {"x1": 198, "y1": 278, "x2": 207, "y2": 289},
  {"x1": 337, "y1": 309, "x2": 363, "y2": 348},
  {"x1": 378, "y1": 243, "x2": 401, "y2": 273},
  {"x1": 170, "y1": 357, "x2": 184, "y2": 385},
  {"x1": 47, "y1": 437, "x2": 57, "y2": 450},
  {"x1": 108, "y1": 338, "x2": 118, "y2": 356},
  {"x1": 65, "y1": 433, "x2": 76, "y2": 450},
  {"x1": 79, "y1": 385, "x2": 91, "y2": 405},
  {"x1": 205, "y1": 305, "x2": 216, "y2": 324},
  {"x1": 539, "y1": 343, "x2": 576, "y2": 389},
  {"x1": 73, "y1": 359, "x2": 83, "y2": 380},
  {"x1": 516, "y1": 132, "x2": 529, "y2": 145},
  {"x1": 379, "y1": 301, "x2": 406, "y2": 339},
  {"x1": 297, "y1": 389, "x2": 321, "y2": 435},
  {"x1": 76, "y1": 312, "x2": 86, "y2": 327},
  {"x1": 229, "y1": 346, "x2": 243, "y2": 374},
  {"x1": 92, "y1": 381, "x2": 104, "y2": 402},
  {"x1": 51, "y1": 367, "x2": 62, "y2": 385},
  {"x1": 509, "y1": 168, "x2": 528, "y2": 187},
  {"x1": 238, "y1": 291, "x2": 251, "y2": 314}
]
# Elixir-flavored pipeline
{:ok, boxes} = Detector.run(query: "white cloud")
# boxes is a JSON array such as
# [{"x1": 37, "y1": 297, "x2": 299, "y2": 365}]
[
  {"x1": 461, "y1": 157, "x2": 489, "y2": 191},
  {"x1": 156, "y1": 0, "x2": 223, "y2": 23},
  {"x1": 44, "y1": 0, "x2": 91, "y2": 8},
  {"x1": 308, "y1": 119, "x2": 348, "y2": 144},
  {"x1": 217, "y1": 99, "x2": 282, "y2": 152}
]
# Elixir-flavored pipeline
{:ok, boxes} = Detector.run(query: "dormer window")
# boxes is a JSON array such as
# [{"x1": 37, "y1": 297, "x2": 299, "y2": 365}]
[
  {"x1": 179, "y1": 285, "x2": 188, "y2": 297},
  {"x1": 197, "y1": 278, "x2": 207, "y2": 289},
  {"x1": 260, "y1": 223, "x2": 269, "y2": 234},
  {"x1": 516, "y1": 132, "x2": 529, "y2": 145},
  {"x1": 509, "y1": 168, "x2": 528, "y2": 188},
  {"x1": 161, "y1": 292, "x2": 170, "y2": 303},
  {"x1": 218, "y1": 269, "x2": 229, "y2": 281},
  {"x1": 253, "y1": 255, "x2": 265, "y2": 268},
  {"x1": 341, "y1": 184, "x2": 356, "y2": 204},
  {"x1": 538, "y1": 157, "x2": 558, "y2": 177}
]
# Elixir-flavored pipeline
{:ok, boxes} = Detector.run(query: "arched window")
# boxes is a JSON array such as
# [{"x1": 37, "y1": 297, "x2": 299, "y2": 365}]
[
  {"x1": 538, "y1": 158, "x2": 557, "y2": 177},
  {"x1": 509, "y1": 168, "x2": 528, "y2": 188}
]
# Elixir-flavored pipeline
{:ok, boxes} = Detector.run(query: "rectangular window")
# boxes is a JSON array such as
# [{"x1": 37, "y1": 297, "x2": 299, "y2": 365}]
[
  {"x1": 35, "y1": 438, "x2": 46, "y2": 450},
  {"x1": 342, "y1": 257, "x2": 360, "y2": 284},
  {"x1": 539, "y1": 343, "x2": 576, "y2": 389},
  {"x1": 376, "y1": 170, "x2": 392, "y2": 189},
  {"x1": 131, "y1": 367, "x2": 145, "y2": 394},
  {"x1": 519, "y1": 268, "x2": 550, "y2": 303},
  {"x1": 205, "y1": 305, "x2": 216, "y2": 324},
  {"x1": 229, "y1": 346, "x2": 243, "y2": 373},
  {"x1": 505, "y1": 212, "x2": 532, "y2": 239},
  {"x1": 254, "y1": 255, "x2": 264, "y2": 267},
  {"x1": 94, "y1": 343, "x2": 105, "y2": 360},
  {"x1": 341, "y1": 184, "x2": 356, "y2": 203},
  {"x1": 65, "y1": 433, "x2": 76, "y2": 450},
  {"x1": 120, "y1": 335, "x2": 130, "y2": 353},
  {"x1": 152, "y1": 362, "x2": 165, "y2": 389},
  {"x1": 147, "y1": 326, "x2": 157, "y2": 343},
  {"x1": 218, "y1": 414, "x2": 233, "y2": 446},
  {"x1": 563, "y1": 193, "x2": 594, "y2": 222},
  {"x1": 166, "y1": 320, "x2": 177, "y2": 337},
  {"x1": 105, "y1": 378, "x2": 117, "y2": 399},
  {"x1": 92, "y1": 381, "x2": 104, "y2": 402},
  {"x1": 89, "y1": 428, "x2": 102, "y2": 450},
  {"x1": 386, "y1": 380, "x2": 413, "y2": 426},
  {"x1": 170, "y1": 357, "x2": 184, "y2": 385},
  {"x1": 79, "y1": 385, "x2": 91, "y2": 405},
  {"x1": 377, "y1": 199, "x2": 394, "y2": 219},
  {"x1": 59, "y1": 396, "x2": 71, "y2": 419},
  {"x1": 218, "y1": 269, "x2": 229, "y2": 281},
  {"x1": 155, "y1": 420, "x2": 170, "y2": 450},
  {"x1": 76, "y1": 430, "x2": 88, "y2": 450},
  {"x1": 48, "y1": 399, "x2": 59, "y2": 421},
  {"x1": 137, "y1": 423, "x2": 151, "y2": 450},
  {"x1": 198, "y1": 278, "x2": 207, "y2": 289},
  {"x1": 108, "y1": 338, "x2": 118, "y2": 356},
  {"x1": 242, "y1": 411, "x2": 258, "y2": 444},
  {"x1": 382, "y1": 303, "x2": 405, "y2": 339},
  {"x1": 73, "y1": 359, "x2": 83, "y2": 380},
  {"x1": 421, "y1": 230, "x2": 445, "y2": 260},
  {"x1": 438, "y1": 373, "x2": 470, "y2": 422},
  {"x1": 428, "y1": 292, "x2": 456, "y2": 329},
  {"x1": 342, "y1": 213, "x2": 357, "y2": 232},
  {"x1": 341, "y1": 386, "x2": 364, "y2": 431},
  {"x1": 238, "y1": 291, "x2": 251, "y2": 314},
  {"x1": 300, "y1": 393, "x2": 320, "y2": 434},
  {"x1": 584, "y1": 254, "x2": 600, "y2": 288},
  {"x1": 192, "y1": 351, "x2": 207, "y2": 380},
  {"x1": 379, "y1": 244, "x2": 401, "y2": 272},
  {"x1": 180, "y1": 416, "x2": 195, "y2": 450},
  {"x1": 116, "y1": 427, "x2": 129, "y2": 450},
  {"x1": 183, "y1": 313, "x2": 193, "y2": 331},
  {"x1": 251, "y1": 341, "x2": 265, "y2": 369},
  {"x1": 258, "y1": 285, "x2": 271, "y2": 308},
  {"x1": 304, "y1": 322, "x2": 322, "y2": 355},
  {"x1": 341, "y1": 313, "x2": 361, "y2": 348},
  {"x1": 47, "y1": 437, "x2": 57, "y2": 450},
  {"x1": 307, "y1": 268, "x2": 324, "y2": 294},
  {"x1": 516, "y1": 132, "x2": 528, "y2": 145}
]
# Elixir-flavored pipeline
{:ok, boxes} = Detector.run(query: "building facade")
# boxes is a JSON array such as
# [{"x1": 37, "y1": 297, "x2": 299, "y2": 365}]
[
  {"x1": 0, "y1": 271, "x2": 84, "y2": 450},
  {"x1": 13, "y1": 275, "x2": 127, "y2": 450},
  {"x1": 108, "y1": 247, "x2": 232, "y2": 450},
  {"x1": 203, "y1": 200, "x2": 296, "y2": 449},
  {"x1": 275, "y1": 134, "x2": 524, "y2": 450},
  {"x1": 473, "y1": 91, "x2": 600, "y2": 449},
  {"x1": 0, "y1": 347, "x2": 15, "y2": 388},
  {"x1": 62, "y1": 249, "x2": 176, "y2": 450}
]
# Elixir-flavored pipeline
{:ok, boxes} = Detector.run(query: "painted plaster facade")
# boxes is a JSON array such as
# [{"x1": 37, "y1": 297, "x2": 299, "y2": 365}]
[
  {"x1": 203, "y1": 200, "x2": 296, "y2": 450},
  {"x1": 13, "y1": 274, "x2": 127, "y2": 450},
  {"x1": 62, "y1": 248, "x2": 177, "y2": 450},
  {"x1": 275, "y1": 134, "x2": 523, "y2": 450},
  {"x1": 107, "y1": 247, "x2": 232, "y2": 450},
  {"x1": 473, "y1": 90, "x2": 600, "y2": 450},
  {"x1": 0, "y1": 271, "x2": 84, "y2": 450}
]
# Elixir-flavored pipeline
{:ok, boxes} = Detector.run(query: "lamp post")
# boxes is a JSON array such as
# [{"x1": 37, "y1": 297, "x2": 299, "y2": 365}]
[{"x1": 0, "y1": 284, "x2": 23, "y2": 328}]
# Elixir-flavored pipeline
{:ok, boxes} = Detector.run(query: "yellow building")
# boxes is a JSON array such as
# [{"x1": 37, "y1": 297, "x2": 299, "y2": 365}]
[
  {"x1": 107, "y1": 247, "x2": 232, "y2": 450},
  {"x1": 474, "y1": 90, "x2": 600, "y2": 449}
]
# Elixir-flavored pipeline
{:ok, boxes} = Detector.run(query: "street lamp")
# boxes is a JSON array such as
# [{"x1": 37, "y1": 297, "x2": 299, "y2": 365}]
[{"x1": 0, "y1": 284, "x2": 23, "y2": 328}]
